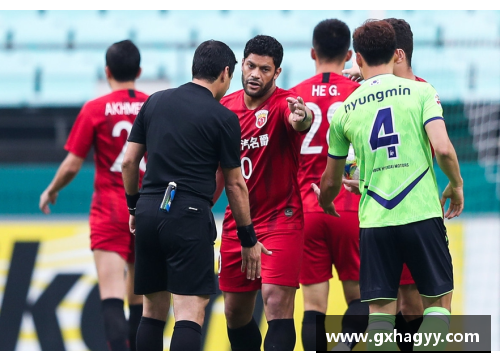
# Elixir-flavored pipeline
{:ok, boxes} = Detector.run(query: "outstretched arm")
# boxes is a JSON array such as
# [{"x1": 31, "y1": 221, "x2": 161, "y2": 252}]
[
  {"x1": 287, "y1": 96, "x2": 312, "y2": 132},
  {"x1": 39, "y1": 152, "x2": 84, "y2": 214}
]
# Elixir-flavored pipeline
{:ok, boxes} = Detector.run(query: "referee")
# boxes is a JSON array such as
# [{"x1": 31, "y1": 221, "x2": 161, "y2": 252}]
[{"x1": 122, "y1": 40, "x2": 268, "y2": 351}]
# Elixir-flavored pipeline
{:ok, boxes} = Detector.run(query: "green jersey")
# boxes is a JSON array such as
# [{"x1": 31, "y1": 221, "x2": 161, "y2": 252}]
[{"x1": 328, "y1": 74, "x2": 443, "y2": 228}]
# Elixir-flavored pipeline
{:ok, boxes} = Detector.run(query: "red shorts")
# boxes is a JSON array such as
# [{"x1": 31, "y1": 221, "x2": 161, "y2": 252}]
[
  {"x1": 218, "y1": 229, "x2": 304, "y2": 292},
  {"x1": 300, "y1": 211, "x2": 360, "y2": 284},
  {"x1": 90, "y1": 220, "x2": 135, "y2": 264}
]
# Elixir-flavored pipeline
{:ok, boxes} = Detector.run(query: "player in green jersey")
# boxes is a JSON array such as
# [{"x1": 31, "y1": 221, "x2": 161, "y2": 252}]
[{"x1": 312, "y1": 20, "x2": 464, "y2": 351}]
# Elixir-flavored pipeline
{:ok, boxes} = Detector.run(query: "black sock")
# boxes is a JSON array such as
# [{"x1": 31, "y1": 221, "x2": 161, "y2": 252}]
[
  {"x1": 227, "y1": 318, "x2": 262, "y2": 351},
  {"x1": 136, "y1": 316, "x2": 165, "y2": 351},
  {"x1": 264, "y1": 319, "x2": 296, "y2": 351},
  {"x1": 302, "y1": 311, "x2": 326, "y2": 351},
  {"x1": 128, "y1": 304, "x2": 143, "y2": 351},
  {"x1": 101, "y1": 298, "x2": 129, "y2": 351},
  {"x1": 395, "y1": 311, "x2": 413, "y2": 352},
  {"x1": 408, "y1": 316, "x2": 423, "y2": 334},
  {"x1": 170, "y1": 320, "x2": 203, "y2": 351},
  {"x1": 341, "y1": 299, "x2": 369, "y2": 350}
]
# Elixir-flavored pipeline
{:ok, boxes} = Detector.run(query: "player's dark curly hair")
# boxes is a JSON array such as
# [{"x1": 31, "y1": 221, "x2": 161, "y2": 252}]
[
  {"x1": 384, "y1": 18, "x2": 414, "y2": 67},
  {"x1": 105, "y1": 40, "x2": 141, "y2": 82},
  {"x1": 243, "y1": 35, "x2": 283, "y2": 69},
  {"x1": 313, "y1": 19, "x2": 351, "y2": 62},
  {"x1": 353, "y1": 20, "x2": 396, "y2": 66}
]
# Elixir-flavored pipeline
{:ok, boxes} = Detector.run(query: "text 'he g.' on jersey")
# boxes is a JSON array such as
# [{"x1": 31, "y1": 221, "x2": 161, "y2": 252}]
[
  {"x1": 220, "y1": 87, "x2": 304, "y2": 235},
  {"x1": 290, "y1": 72, "x2": 360, "y2": 213},
  {"x1": 328, "y1": 74, "x2": 444, "y2": 228},
  {"x1": 64, "y1": 89, "x2": 148, "y2": 225}
]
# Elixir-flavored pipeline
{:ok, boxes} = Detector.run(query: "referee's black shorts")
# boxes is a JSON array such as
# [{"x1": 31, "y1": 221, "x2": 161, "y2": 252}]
[
  {"x1": 134, "y1": 193, "x2": 217, "y2": 296},
  {"x1": 359, "y1": 217, "x2": 453, "y2": 302}
]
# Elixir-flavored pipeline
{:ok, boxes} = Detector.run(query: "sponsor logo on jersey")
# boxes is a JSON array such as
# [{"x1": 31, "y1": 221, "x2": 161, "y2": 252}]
[
  {"x1": 284, "y1": 208, "x2": 293, "y2": 217},
  {"x1": 435, "y1": 94, "x2": 441, "y2": 105},
  {"x1": 255, "y1": 110, "x2": 269, "y2": 129}
]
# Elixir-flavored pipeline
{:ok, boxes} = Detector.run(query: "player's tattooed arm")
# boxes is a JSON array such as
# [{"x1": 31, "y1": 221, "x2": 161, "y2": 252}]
[{"x1": 286, "y1": 96, "x2": 312, "y2": 132}]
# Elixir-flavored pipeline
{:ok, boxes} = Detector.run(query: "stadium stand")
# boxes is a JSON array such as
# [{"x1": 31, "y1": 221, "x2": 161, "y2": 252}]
[{"x1": 0, "y1": 9, "x2": 499, "y2": 215}]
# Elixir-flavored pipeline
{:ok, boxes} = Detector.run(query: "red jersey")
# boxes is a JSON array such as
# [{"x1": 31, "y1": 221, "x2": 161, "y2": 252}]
[
  {"x1": 64, "y1": 89, "x2": 148, "y2": 224},
  {"x1": 221, "y1": 87, "x2": 304, "y2": 234},
  {"x1": 290, "y1": 73, "x2": 360, "y2": 213}
]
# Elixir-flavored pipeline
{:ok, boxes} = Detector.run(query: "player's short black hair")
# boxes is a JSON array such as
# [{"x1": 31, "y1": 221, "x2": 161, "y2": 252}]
[
  {"x1": 313, "y1": 19, "x2": 351, "y2": 62},
  {"x1": 353, "y1": 20, "x2": 396, "y2": 66},
  {"x1": 192, "y1": 40, "x2": 237, "y2": 83},
  {"x1": 384, "y1": 18, "x2": 414, "y2": 67},
  {"x1": 243, "y1": 35, "x2": 283, "y2": 69},
  {"x1": 105, "y1": 40, "x2": 141, "y2": 82}
]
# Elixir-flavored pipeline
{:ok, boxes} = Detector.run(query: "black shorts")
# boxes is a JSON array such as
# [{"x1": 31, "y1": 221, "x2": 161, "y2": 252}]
[
  {"x1": 359, "y1": 217, "x2": 453, "y2": 301},
  {"x1": 134, "y1": 193, "x2": 217, "y2": 296}
]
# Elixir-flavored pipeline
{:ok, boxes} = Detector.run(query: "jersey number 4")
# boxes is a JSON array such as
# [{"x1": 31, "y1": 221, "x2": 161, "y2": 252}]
[
  {"x1": 369, "y1": 107, "x2": 400, "y2": 159},
  {"x1": 110, "y1": 121, "x2": 146, "y2": 172}
]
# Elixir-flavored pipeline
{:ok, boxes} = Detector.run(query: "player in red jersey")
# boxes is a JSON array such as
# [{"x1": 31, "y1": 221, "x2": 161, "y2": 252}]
[
  {"x1": 215, "y1": 35, "x2": 312, "y2": 351},
  {"x1": 289, "y1": 19, "x2": 368, "y2": 352},
  {"x1": 343, "y1": 18, "x2": 448, "y2": 351},
  {"x1": 39, "y1": 40, "x2": 147, "y2": 351}
]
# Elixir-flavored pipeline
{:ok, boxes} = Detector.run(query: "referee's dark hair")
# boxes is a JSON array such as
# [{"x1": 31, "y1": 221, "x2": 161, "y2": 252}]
[
  {"x1": 353, "y1": 19, "x2": 396, "y2": 66},
  {"x1": 105, "y1": 40, "x2": 141, "y2": 82},
  {"x1": 192, "y1": 40, "x2": 238, "y2": 83},
  {"x1": 384, "y1": 18, "x2": 414, "y2": 67},
  {"x1": 313, "y1": 19, "x2": 351, "y2": 62},
  {"x1": 244, "y1": 35, "x2": 283, "y2": 69}
]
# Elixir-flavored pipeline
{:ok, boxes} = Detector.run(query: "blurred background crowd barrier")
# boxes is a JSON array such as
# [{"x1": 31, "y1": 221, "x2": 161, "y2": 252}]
[{"x1": 0, "y1": 9, "x2": 498, "y2": 351}]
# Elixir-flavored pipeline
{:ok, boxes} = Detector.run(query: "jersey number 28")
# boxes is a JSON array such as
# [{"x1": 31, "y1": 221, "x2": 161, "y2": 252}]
[{"x1": 300, "y1": 101, "x2": 342, "y2": 154}]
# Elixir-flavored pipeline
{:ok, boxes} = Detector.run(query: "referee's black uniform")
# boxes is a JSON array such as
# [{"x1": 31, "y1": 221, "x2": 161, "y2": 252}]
[{"x1": 128, "y1": 82, "x2": 241, "y2": 296}]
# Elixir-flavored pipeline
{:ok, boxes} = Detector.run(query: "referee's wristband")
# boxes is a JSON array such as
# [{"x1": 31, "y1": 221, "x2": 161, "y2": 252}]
[
  {"x1": 237, "y1": 223, "x2": 258, "y2": 248},
  {"x1": 125, "y1": 193, "x2": 140, "y2": 216}
]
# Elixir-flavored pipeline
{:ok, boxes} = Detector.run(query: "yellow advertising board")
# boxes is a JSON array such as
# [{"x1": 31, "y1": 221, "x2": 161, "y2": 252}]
[{"x1": 0, "y1": 220, "x2": 463, "y2": 351}]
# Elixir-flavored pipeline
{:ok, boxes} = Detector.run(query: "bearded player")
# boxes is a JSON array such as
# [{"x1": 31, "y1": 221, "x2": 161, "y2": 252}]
[
  {"x1": 215, "y1": 35, "x2": 312, "y2": 351},
  {"x1": 39, "y1": 40, "x2": 148, "y2": 351}
]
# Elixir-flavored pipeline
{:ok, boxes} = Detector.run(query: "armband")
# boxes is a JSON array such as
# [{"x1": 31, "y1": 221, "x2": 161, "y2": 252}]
[
  {"x1": 126, "y1": 193, "x2": 140, "y2": 216},
  {"x1": 237, "y1": 223, "x2": 258, "y2": 248}
]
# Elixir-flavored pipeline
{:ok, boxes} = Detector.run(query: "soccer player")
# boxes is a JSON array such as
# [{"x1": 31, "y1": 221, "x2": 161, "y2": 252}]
[
  {"x1": 39, "y1": 40, "x2": 147, "y2": 351},
  {"x1": 343, "y1": 18, "x2": 437, "y2": 351},
  {"x1": 289, "y1": 19, "x2": 367, "y2": 352},
  {"x1": 216, "y1": 35, "x2": 312, "y2": 351},
  {"x1": 314, "y1": 20, "x2": 463, "y2": 351}
]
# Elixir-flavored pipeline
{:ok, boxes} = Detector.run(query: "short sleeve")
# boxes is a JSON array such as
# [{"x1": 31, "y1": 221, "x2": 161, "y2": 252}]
[
  {"x1": 64, "y1": 103, "x2": 95, "y2": 158},
  {"x1": 219, "y1": 113, "x2": 242, "y2": 169},
  {"x1": 327, "y1": 108, "x2": 350, "y2": 158},
  {"x1": 128, "y1": 96, "x2": 149, "y2": 144},
  {"x1": 422, "y1": 84, "x2": 444, "y2": 126}
]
